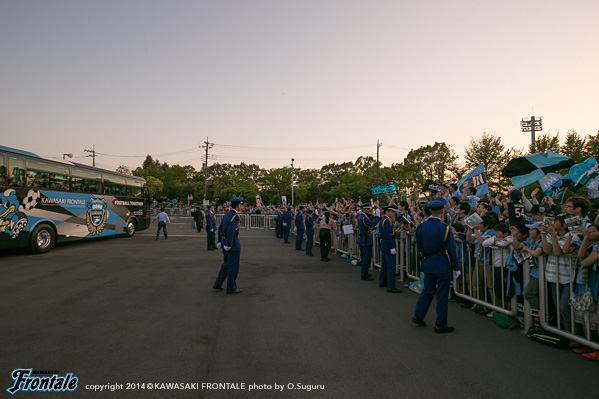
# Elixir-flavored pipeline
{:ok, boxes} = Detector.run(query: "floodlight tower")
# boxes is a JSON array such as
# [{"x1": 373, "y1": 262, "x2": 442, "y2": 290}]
[{"x1": 521, "y1": 116, "x2": 543, "y2": 153}]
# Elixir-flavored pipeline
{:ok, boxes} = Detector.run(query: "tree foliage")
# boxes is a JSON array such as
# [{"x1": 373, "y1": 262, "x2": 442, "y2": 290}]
[
  {"x1": 132, "y1": 130, "x2": 599, "y2": 204},
  {"x1": 464, "y1": 131, "x2": 512, "y2": 191}
]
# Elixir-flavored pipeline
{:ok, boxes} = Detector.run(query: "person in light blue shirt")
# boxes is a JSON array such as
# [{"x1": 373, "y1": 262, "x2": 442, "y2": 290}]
[
  {"x1": 153, "y1": 207, "x2": 171, "y2": 240},
  {"x1": 462, "y1": 186, "x2": 480, "y2": 209}
]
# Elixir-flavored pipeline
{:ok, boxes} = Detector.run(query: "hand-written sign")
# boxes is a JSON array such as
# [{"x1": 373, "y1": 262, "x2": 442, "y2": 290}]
[{"x1": 371, "y1": 182, "x2": 398, "y2": 196}]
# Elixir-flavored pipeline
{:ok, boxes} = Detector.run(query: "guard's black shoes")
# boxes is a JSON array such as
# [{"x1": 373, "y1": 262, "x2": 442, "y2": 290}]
[
  {"x1": 412, "y1": 316, "x2": 427, "y2": 326},
  {"x1": 212, "y1": 285, "x2": 223, "y2": 291},
  {"x1": 387, "y1": 288, "x2": 403, "y2": 293},
  {"x1": 226, "y1": 289, "x2": 243, "y2": 294},
  {"x1": 361, "y1": 276, "x2": 374, "y2": 281},
  {"x1": 434, "y1": 325, "x2": 455, "y2": 334}
]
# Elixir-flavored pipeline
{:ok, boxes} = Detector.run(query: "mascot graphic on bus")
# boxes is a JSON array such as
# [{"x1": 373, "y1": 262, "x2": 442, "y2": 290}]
[
  {"x1": 0, "y1": 189, "x2": 35, "y2": 239},
  {"x1": 86, "y1": 197, "x2": 108, "y2": 235}
]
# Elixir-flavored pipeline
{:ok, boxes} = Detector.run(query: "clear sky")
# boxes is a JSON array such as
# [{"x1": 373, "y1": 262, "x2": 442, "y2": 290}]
[{"x1": 1, "y1": 0, "x2": 598, "y2": 172}]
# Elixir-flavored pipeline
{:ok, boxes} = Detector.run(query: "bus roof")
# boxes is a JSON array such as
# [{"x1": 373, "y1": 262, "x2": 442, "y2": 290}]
[
  {"x1": 0, "y1": 145, "x2": 42, "y2": 159},
  {"x1": 1, "y1": 145, "x2": 145, "y2": 182}
]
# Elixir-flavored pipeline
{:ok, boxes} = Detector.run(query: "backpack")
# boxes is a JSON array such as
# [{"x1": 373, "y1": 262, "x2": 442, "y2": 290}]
[
  {"x1": 526, "y1": 326, "x2": 569, "y2": 349},
  {"x1": 492, "y1": 312, "x2": 519, "y2": 329}
]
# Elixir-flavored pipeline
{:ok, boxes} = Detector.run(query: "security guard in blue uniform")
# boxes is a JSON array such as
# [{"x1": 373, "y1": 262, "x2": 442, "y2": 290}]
[
  {"x1": 275, "y1": 207, "x2": 283, "y2": 238},
  {"x1": 282, "y1": 206, "x2": 293, "y2": 244},
  {"x1": 295, "y1": 205, "x2": 305, "y2": 250},
  {"x1": 304, "y1": 209, "x2": 318, "y2": 256},
  {"x1": 412, "y1": 197, "x2": 459, "y2": 333},
  {"x1": 213, "y1": 197, "x2": 244, "y2": 294},
  {"x1": 357, "y1": 204, "x2": 380, "y2": 281},
  {"x1": 205, "y1": 204, "x2": 217, "y2": 250},
  {"x1": 379, "y1": 205, "x2": 402, "y2": 293}
]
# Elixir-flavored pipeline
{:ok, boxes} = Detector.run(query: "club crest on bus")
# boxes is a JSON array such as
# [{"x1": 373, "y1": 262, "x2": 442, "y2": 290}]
[
  {"x1": 0, "y1": 189, "x2": 29, "y2": 239},
  {"x1": 86, "y1": 197, "x2": 108, "y2": 235}
]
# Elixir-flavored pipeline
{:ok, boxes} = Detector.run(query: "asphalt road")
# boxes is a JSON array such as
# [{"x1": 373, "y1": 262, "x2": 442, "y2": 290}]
[{"x1": 1, "y1": 217, "x2": 597, "y2": 398}]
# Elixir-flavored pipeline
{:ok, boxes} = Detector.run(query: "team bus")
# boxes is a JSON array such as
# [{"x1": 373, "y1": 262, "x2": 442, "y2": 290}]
[{"x1": 0, "y1": 145, "x2": 151, "y2": 253}]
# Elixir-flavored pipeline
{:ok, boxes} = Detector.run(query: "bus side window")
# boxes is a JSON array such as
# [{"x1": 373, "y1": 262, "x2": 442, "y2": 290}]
[
  {"x1": 8, "y1": 156, "x2": 25, "y2": 187},
  {"x1": 0, "y1": 155, "x2": 7, "y2": 186}
]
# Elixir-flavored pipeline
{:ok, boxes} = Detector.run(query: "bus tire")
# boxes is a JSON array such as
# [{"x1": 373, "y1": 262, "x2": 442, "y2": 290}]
[
  {"x1": 125, "y1": 219, "x2": 136, "y2": 237},
  {"x1": 28, "y1": 224, "x2": 56, "y2": 254}
]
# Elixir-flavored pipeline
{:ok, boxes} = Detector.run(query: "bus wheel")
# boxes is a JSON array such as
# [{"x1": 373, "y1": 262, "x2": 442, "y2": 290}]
[
  {"x1": 125, "y1": 219, "x2": 136, "y2": 237},
  {"x1": 28, "y1": 224, "x2": 56, "y2": 254}
]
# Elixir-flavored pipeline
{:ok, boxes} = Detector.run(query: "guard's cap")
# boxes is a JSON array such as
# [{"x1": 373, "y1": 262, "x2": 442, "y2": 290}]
[
  {"x1": 287, "y1": 206, "x2": 292, "y2": 210},
  {"x1": 359, "y1": 204, "x2": 372, "y2": 209},
  {"x1": 383, "y1": 204, "x2": 398, "y2": 211},
  {"x1": 525, "y1": 221, "x2": 542, "y2": 229},
  {"x1": 530, "y1": 204, "x2": 546, "y2": 215},
  {"x1": 299, "y1": 205, "x2": 305, "y2": 209},
  {"x1": 428, "y1": 197, "x2": 447, "y2": 210},
  {"x1": 230, "y1": 197, "x2": 244, "y2": 203},
  {"x1": 307, "y1": 209, "x2": 314, "y2": 213},
  {"x1": 206, "y1": 204, "x2": 213, "y2": 208}
]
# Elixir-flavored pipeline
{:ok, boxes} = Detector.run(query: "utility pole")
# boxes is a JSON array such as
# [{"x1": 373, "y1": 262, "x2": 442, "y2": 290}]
[
  {"x1": 376, "y1": 140, "x2": 382, "y2": 184},
  {"x1": 84, "y1": 145, "x2": 96, "y2": 167},
  {"x1": 200, "y1": 137, "x2": 214, "y2": 203},
  {"x1": 291, "y1": 158, "x2": 295, "y2": 205}
]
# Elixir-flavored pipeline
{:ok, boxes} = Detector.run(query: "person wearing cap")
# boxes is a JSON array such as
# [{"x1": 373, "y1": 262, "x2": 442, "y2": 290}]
[
  {"x1": 191, "y1": 204, "x2": 204, "y2": 233},
  {"x1": 275, "y1": 207, "x2": 283, "y2": 238},
  {"x1": 412, "y1": 197, "x2": 459, "y2": 333},
  {"x1": 529, "y1": 204, "x2": 546, "y2": 223},
  {"x1": 213, "y1": 197, "x2": 244, "y2": 294},
  {"x1": 153, "y1": 206, "x2": 171, "y2": 240},
  {"x1": 282, "y1": 206, "x2": 293, "y2": 244},
  {"x1": 205, "y1": 204, "x2": 217, "y2": 250},
  {"x1": 319, "y1": 209, "x2": 338, "y2": 261},
  {"x1": 295, "y1": 205, "x2": 306, "y2": 251},
  {"x1": 378, "y1": 205, "x2": 402, "y2": 293},
  {"x1": 357, "y1": 203, "x2": 380, "y2": 281},
  {"x1": 304, "y1": 209, "x2": 318, "y2": 256}
]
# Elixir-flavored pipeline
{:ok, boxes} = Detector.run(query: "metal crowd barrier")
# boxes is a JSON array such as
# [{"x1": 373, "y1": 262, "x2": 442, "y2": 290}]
[
  {"x1": 249, "y1": 214, "x2": 267, "y2": 229},
  {"x1": 537, "y1": 256, "x2": 599, "y2": 350},
  {"x1": 451, "y1": 244, "x2": 518, "y2": 317}
]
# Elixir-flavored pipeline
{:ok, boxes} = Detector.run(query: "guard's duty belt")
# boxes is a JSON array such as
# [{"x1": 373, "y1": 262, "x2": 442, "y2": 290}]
[
  {"x1": 421, "y1": 250, "x2": 444, "y2": 259},
  {"x1": 220, "y1": 233, "x2": 239, "y2": 239},
  {"x1": 358, "y1": 232, "x2": 370, "y2": 237}
]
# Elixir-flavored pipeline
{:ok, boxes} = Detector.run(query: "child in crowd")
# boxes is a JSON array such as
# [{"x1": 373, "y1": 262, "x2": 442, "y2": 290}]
[
  {"x1": 540, "y1": 214, "x2": 581, "y2": 332},
  {"x1": 452, "y1": 223, "x2": 472, "y2": 297},
  {"x1": 512, "y1": 222, "x2": 544, "y2": 313},
  {"x1": 482, "y1": 223, "x2": 513, "y2": 314},
  {"x1": 579, "y1": 233, "x2": 599, "y2": 360},
  {"x1": 467, "y1": 215, "x2": 496, "y2": 303}
]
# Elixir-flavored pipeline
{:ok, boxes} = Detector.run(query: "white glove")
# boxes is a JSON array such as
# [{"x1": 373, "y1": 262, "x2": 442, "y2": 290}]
[
  {"x1": 453, "y1": 270, "x2": 461, "y2": 280},
  {"x1": 282, "y1": 223, "x2": 287, "y2": 227},
  {"x1": 390, "y1": 248, "x2": 396, "y2": 255},
  {"x1": 216, "y1": 243, "x2": 222, "y2": 249},
  {"x1": 224, "y1": 246, "x2": 232, "y2": 251},
  {"x1": 375, "y1": 209, "x2": 381, "y2": 217}
]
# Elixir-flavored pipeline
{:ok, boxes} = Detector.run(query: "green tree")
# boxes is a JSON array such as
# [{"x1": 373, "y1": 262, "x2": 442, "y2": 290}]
[
  {"x1": 561, "y1": 130, "x2": 586, "y2": 163},
  {"x1": 399, "y1": 142, "x2": 458, "y2": 192},
  {"x1": 464, "y1": 131, "x2": 512, "y2": 192},
  {"x1": 585, "y1": 130, "x2": 599, "y2": 160},
  {"x1": 532, "y1": 133, "x2": 561, "y2": 154},
  {"x1": 145, "y1": 176, "x2": 164, "y2": 198}
]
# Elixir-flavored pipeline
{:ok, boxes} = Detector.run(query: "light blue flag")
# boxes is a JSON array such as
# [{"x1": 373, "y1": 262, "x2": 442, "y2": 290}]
[
  {"x1": 538, "y1": 173, "x2": 562, "y2": 194},
  {"x1": 563, "y1": 157, "x2": 598, "y2": 187},
  {"x1": 457, "y1": 164, "x2": 488, "y2": 195}
]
